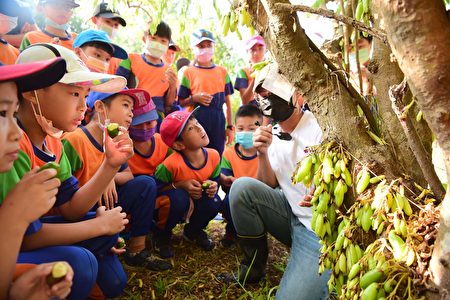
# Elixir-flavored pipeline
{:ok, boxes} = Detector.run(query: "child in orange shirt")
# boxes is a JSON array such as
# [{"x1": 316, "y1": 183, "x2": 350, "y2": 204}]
[
  {"x1": 9, "y1": 43, "x2": 130, "y2": 299},
  {"x1": 116, "y1": 21, "x2": 177, "y2": 129},
  {"x1": 154, "y1": 109, "x2": 222, "y2": 254},
  {"x1": 63, "y1": 88, "x2": 172, "y2": 271},
  {"x1": 234, "y1": 35, "x2": 267, "y2": 106},
  {"x1": 220, "y1": 105, "x2": 262, "y2": 247},
  {"x1": 178, "y1": 29, "x2": 234, "y2": 156},
  {"x1": 127, "y1": 97, "x2": 175, "y2": 258},
  {"x1": 0, "y1": 58, "x2": 75, "y2": 300},
  {"x1": 20, "y1": 0, "x2": 79, "y2": 51},
  {"x1": 0, "y1": 1, "x2": 21, "y2": 64}
]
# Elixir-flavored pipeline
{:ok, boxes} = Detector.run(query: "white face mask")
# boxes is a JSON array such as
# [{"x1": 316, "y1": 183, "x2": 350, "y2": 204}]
[
  {"x1": 99, "y1": 23, "x2": 117, "y2": 39},
  {"x1": 32, "y1": 91, "x2": 63, "y2": 139},
  {"x1": 145, "y1": 40, "x2": 168, "y2": 59},
  {"x1": 0, "y1": 13, "x2": 18, "y2": 35},
  {"x1": 45, "y1": 17, "x2": 69, "y2": 31}
]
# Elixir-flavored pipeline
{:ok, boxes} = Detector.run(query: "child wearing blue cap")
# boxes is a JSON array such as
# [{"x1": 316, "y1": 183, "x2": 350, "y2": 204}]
[
  {"x1": 73, "y1": 29, "x2": 128, "y2": 74},
  {"x1": 178, "y1": 29, "x2": 234, "y2": 156},
  {"x1": 63, "y1": 88, "x2": 172, "y2": 271}
]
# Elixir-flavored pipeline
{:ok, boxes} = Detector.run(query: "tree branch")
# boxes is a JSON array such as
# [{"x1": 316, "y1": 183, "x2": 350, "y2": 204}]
[
  {"x1": 389, "y1": 79, "x2": 446, "y2": 201},
  {"x1": 306, "y1": 35, "x2": 381, "y2": 135},
  {"x1": 275, "y1": 3, "x2": 388, "y2": 44},
  {"x1": 125, "y1": 0, "x2": 152, "y2": 20}
]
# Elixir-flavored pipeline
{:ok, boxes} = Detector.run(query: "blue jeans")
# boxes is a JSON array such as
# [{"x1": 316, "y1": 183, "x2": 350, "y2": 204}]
[{"x1": 229, "y1": 177, "x2": 330, "y2": 300}]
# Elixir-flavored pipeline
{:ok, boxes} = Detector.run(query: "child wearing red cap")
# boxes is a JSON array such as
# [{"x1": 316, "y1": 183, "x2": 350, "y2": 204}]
[
  {"x1": 0, "y1": 58, "x2": 91, "y2": 300},
  {"x1": 234, "y1": 35, "x2": 267, "y2": 106},
  {"x1": 154, "y1": 109, "x2": 222, "y2": 252},
  {"x1": 63, "y1": 88, "x2": 172, "y2": 272}
]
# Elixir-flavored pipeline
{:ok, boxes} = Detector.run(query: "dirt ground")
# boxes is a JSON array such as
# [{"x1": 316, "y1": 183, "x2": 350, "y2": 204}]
[{"x1": 115, "y1": 221, "x2": 290, "y2": 300}]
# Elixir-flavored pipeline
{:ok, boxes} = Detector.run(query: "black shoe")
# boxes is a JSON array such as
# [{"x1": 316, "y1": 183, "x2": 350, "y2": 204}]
[
  {"x1": 183, "y1": 228, "x2": 215, "y2": 251},
  {"x1": 218, "y1": 235, "x2": 268, "y2": 284},
  {"x1": 154, "y1": 235, "x2": 174, "y2": 258},
  {"x1": 220, "y1": 233, "x2": 237, "y2": 248},
  {"x1": 123, "y1": 249, "x2": 172, "y2": 271}
]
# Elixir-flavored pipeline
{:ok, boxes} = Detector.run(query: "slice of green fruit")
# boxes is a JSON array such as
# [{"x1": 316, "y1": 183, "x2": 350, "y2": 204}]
[
  {"x1": 39, "y1": 162, "x2": 64, "y2": 181},
  {"x1": 47, "y1": 262, "x2": 68, "y2": 286},
  {"x1": 116, "y1": 237, "x2": 126, "y2": 249},
  {"x1": 107, "y1": 123, "x2": 120, "y2": 138},
  {"x1": 201, "y1": 182, "x2": 211, "y2": 190}
]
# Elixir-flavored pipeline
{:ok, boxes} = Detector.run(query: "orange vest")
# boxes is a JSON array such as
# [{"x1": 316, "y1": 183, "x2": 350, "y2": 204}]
[
  {"x1": 0, "y1": 40, "x2": 19, "y2": 64},
  {"x1": 20, "y1": 30, "x2": 77, "y2": 51}
]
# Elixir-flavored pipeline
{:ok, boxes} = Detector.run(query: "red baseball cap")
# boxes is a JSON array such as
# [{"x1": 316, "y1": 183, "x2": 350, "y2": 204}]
[
  {"x1": 246, "y1": 35, "x2": 266, "y2": 50},
  {"x1": 160, "y1": 107, "x2": 199, "y2": 148},
  {"x1": 0, "y1": 58, "x2": 67, "y2": 92}
]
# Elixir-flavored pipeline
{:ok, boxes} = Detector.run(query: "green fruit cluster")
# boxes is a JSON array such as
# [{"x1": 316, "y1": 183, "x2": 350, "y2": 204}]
[
  {"x1": 292, "y1": 140, "x2": 437, "y2": 299},
  {"x1": 221, "y1": 6, "x2": 255, "y2": 39}
]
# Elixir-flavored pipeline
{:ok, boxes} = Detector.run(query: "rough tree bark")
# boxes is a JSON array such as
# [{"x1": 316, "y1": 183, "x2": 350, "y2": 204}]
[
  {"x1": 243, "y1": 0, "x2": 426, "y2": 184},
  {"x1": 370, "y1": 2, "x2": 433, "y2": 188},
  {"x1": 374, "y1": 0, "x2": 450, "y2": 296}
]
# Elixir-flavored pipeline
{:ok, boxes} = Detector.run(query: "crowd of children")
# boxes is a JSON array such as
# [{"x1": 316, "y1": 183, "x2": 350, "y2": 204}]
[{"x1": 0, "y1": 0, "x2": 273, "y2": 298}]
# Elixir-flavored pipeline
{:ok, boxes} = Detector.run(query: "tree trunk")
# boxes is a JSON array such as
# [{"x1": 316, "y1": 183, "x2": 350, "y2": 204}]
[
  {"x1": 370, "y1": 2, "x2": 433, "y2": 187},
  {"x1": 369, "y1": 0, "x2": 450, "y2": 296},
  {"x1": 244, "y1": 0, "x2": 426, "y2": 182}
]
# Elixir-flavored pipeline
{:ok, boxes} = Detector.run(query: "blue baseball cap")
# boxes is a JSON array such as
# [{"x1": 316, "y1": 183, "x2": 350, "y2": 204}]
[
  {"x1": 191, "y1": 29, "x2": 215, "y2": 47},
  {"x1": 86, "y1": 87, "x2": 158, "y2": 125},
  {"x1": 0, "y1": 0, "x2": 27, "y2": 17},
  {"x1": 73, "y1": 29, "x2": 128, "y2": 60}
]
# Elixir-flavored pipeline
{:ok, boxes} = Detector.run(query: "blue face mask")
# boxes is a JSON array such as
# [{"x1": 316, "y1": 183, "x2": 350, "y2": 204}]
[{"x1": 236, "y1": 131, "x2": 254, "y2": 149}]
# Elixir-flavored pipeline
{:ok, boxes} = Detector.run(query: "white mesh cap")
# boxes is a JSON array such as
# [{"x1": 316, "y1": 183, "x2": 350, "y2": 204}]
[
  {"x1": 16, "y1": 43, "x2": 126, "y2": 93},
  {"x1": 253, "y1": 63, "x2": 295, "y2": 102}
]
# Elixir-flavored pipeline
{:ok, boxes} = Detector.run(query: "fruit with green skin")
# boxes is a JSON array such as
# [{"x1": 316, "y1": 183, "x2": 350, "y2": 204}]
[
  {"x1": 361, "y1": 282, "x2": 379, "y2": 300},
  {"x1": 356, "y1": 169, "x2": 371, "y2": 194},
  {"x1": 39, "y1": 162, "x2": 64, "y2": 181},
  {"x1": 107, "y1": 123, "x2": 120, "y2": 138},
  {"x1": 201, "y1": 182, "x2": 211, "y2": 190},
  {"x1": 47, "y1": 262, "x2": 68, "y2": 286},
  {"x1": 360, "y1": 268, "x2": 384, "y2": 289},
  {"x1": 116, "y1": 237, "x2": 126, "y2": 249}
]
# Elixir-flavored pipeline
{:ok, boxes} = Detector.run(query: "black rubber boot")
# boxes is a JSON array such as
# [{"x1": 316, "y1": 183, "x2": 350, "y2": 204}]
[{"x1": 218, "y1": 235, "x2": 268, "y2": 284}]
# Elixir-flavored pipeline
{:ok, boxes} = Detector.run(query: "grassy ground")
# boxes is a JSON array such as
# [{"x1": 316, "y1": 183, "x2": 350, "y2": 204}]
[{"x1": 116, "y1": 221, "x2": 289, "y2": 300}]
